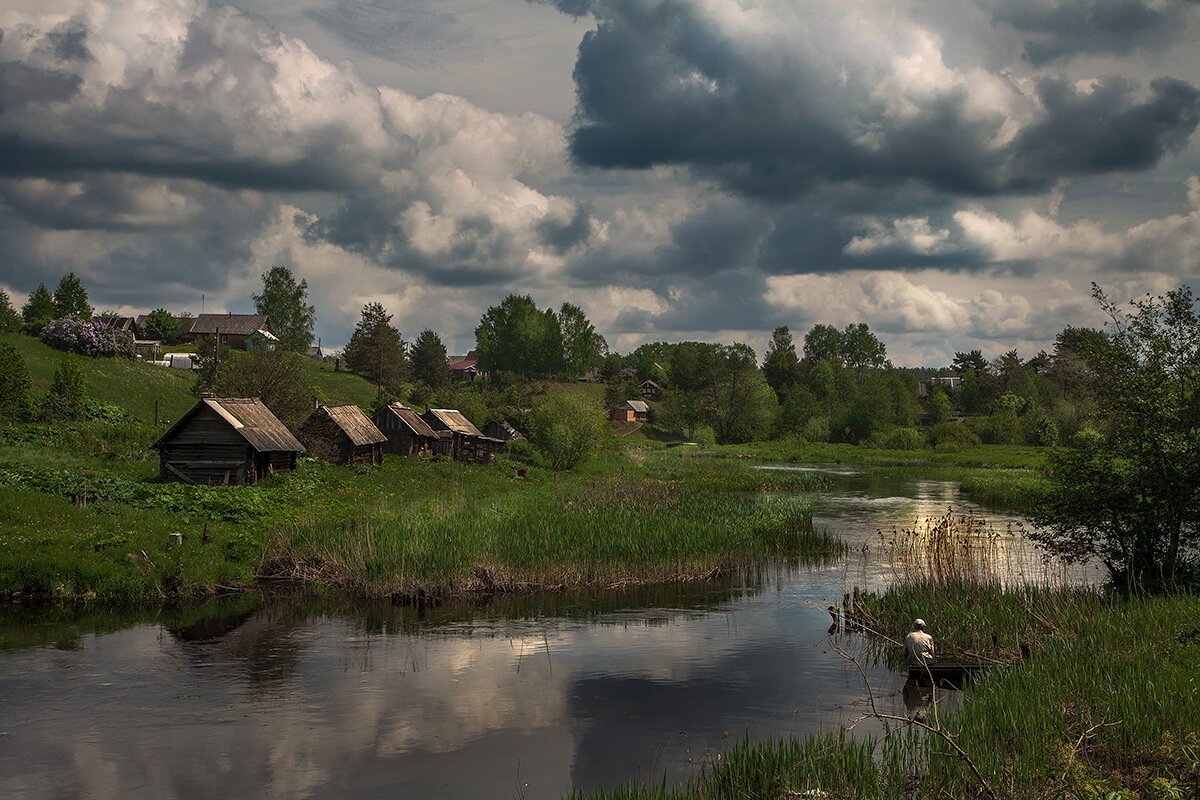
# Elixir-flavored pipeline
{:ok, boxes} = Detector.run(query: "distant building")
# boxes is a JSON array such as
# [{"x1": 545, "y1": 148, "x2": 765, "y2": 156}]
[
  {"x1": 306, "y1": 345, "x2": 325, "y2": 362},
  {"x1": 483, "y1": 420, "x2": 526, "y2": 443},
  {"x1": 639, "y1": 379, "x2": 663, "y2": 400},
  {"x1": 373, "y1": 402, "x2": 441, "y2": 457},
  {"x1": 448, "y1": 350, "x2": 480, "y2": 382},
  {"x1": 612, "y1": 400, "x2": 650, "y2": 423},
  {"x1": 246, "y1": 328, "x2": 279, "y2": 353},
  {"x1": 153, "y1": 396, "x2": 304, "y2": 485},
  {"x1": 422, "y1": 408, "x2": 505, "y2": 464},
  {"x1": 185, "y1": 313, "x2": 270, "y2": 350},
  {"x1": 298, "y1": 404, "x2": 386, "y2": 465}
]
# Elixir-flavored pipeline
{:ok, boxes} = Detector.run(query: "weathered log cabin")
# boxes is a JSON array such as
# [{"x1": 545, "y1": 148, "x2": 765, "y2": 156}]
[
  {"x1": 422, "y1": 408, "x2": 506, "y2": 464},
  {"x1": 184, "y1": 313, "x2": 270, "y2": 350},
  {"x1": 483, "y1": 419, "x2": 526, "y2": 443},
  {"x1": 298, "y1": 404, "x2": 387, "y2": 465},
  {"x1": 372, "y1": 402, "x2": 441, "y2": 457},
  {"x1": 154, "y1": 396, "x2": 305, "y2": 484}
]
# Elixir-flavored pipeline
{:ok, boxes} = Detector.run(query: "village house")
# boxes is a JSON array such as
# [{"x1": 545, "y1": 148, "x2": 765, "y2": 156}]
[
  {"x1": 612, "y1": 400, "x2": 650, "y2": 423},
  {"x1": 298, "y1": 404, "x2": 387, "y2": 465},
  {"x1": 448, "y1": 350, "x2": 480, "y2": 382},
  {"x1": 184, "y1": 313, "x2": 270, "y2": 350},
  {"x1": 422, "y1": 408, "x2": 505, "y2": 464},
  {"x1": 153, "y1": 396, "x2": 305, "y2": 485},
  {"x1": 483, "y1": 419, "x2": 526, "y2": 443},
  {"x1": 372, "y1": 401, "x2": 441, "y2": 457},
  {"x1": 639, "y1": 379, "x2": 663, "y2": 400}
]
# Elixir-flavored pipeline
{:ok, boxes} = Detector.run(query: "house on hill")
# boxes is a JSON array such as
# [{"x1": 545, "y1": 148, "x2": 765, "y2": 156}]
[
  {"x1": 422, "y1": 408, "x2": 505, "y2": 464},
  {"x1": 298, "y1": 404, "x2": 386, "y2": 465},
  {"x1": 185, "y1": 313, "x2": 270, "y2": 350},
  {"x1": 153, "y1": 396, "x2": 305, "y2": 484},
  {"x1": 612, "y1": 400, "x2": 650, "y2": 423},
  {"x1": 373, "y1": 402, "x2": 441, "y2": 457},
  {"x1": 246, "y1": 328, "x2": 279, "y2": 353},
  {"x1": 448, "y1": 350, "x2": 480, "y2": 382},
  {"x1": 639, "y1": 379, "x2": 663, "y2": 400},
  {"x1": 484, "y1": 419, "x2": 525, "y2": 442}
]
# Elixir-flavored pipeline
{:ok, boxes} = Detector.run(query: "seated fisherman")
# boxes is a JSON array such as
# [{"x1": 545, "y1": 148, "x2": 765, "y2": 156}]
[{"x1": 904, "y1": 618, "x2": 936, "y2": 667}]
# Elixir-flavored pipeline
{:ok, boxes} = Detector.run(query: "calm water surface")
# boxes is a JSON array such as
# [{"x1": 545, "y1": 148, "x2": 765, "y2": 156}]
[{"x1": 0, "y1": 468, "x2": 1093, "y2": 799}]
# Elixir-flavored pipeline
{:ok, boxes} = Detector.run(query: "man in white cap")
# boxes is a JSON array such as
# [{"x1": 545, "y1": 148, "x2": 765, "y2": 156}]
[{"x1": 904, "y1": 618, "x2": 936, "y2": 668}]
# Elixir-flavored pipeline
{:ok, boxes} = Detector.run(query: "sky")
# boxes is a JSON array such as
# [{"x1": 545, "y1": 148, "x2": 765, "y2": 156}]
[{"x1": 1, "y1": 0, "x2": 1198, "y2": 365}]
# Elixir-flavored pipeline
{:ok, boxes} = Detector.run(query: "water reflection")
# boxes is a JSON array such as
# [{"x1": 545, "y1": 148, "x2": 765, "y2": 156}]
[{"x1": 0, "y1": 467, "x2": 1076, "y2": 800}]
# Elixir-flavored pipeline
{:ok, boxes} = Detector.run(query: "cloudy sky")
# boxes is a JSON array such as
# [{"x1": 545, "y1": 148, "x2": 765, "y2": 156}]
[{"x1": 2, "y1": 0, "x2": 1198, "y2": 364}]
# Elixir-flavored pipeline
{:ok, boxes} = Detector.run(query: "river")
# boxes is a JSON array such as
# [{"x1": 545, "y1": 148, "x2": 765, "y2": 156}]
[{"x1": 0, "y1": 467, "x2": 1098, "y2": 799}]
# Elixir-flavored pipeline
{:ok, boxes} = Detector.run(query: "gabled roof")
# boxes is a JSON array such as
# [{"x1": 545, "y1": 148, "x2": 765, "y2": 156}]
[
  {"x1": 189, "y1": 313, "x2": 269, "y2": 336},
  {"x1": 448, "y1": 350, "x2": 478, "y2": 370},
  {"x1": 426, "y1": 408, "x2": 485, "y2": 437},
  {"x1": 623, "y1": 400, "x2": 650, "y2": 413},
  {"x1": 485, "y1": 419, "x2": 525, "y2": 441},
  {"x1": 640, "y1": 379, "x2": 662, "y2": 388},
  {"x1": 248, "y1": 328, "x2": 278, "y2": 341},
  {"x1": 312, "y1": 404, "x2": 387, "y2": 447},
  {"x1": 155, "y1": 397, "x2": 305, "y2": 453},
  {"x1": 377, "y1": 402, "x2": 439, "y2": 438}
]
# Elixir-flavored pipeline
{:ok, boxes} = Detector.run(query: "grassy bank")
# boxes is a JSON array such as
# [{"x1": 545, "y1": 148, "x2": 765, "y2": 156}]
[{"x1": 0, "y1": 450, "x2": 841, "y2": 603}]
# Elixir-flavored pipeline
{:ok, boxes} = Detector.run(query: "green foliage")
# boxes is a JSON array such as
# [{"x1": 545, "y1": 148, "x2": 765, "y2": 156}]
[
  {"x1": 926, "y1": 385, "x2": 952, "y2": 424},
  {"x1": 951, "y1": 348, "x2": 989, "y2": 374},
  {"x1": 528, "y1": 393, "x2": 608, "y2": 469},
  {"x1": 762, "y1": 325, "x2": 802, "y2": 397},
  {"x1": 1033, "y1": 284, "x2": 1200, "y2": 592},
  {"x1": 474, "y1": 294, "x2": 566, "y2": 379},
  {"x1": 42, "y1": 353, "x2": 87, "y2": 421},
  {"x1": 927, "y1": 421, "x2": 982, "y2": 449},
  {"x1": 801, "y1": 323, "x2": 843, "y2": 364},
  {"x1": 252, "y1": 265, "x2": 315, "y2": 352},
  {"x1": 141, "y1": 308, "x2": 182, "y2": 343},
  {"x1": 21, "y1": 284, "x2": 55, "y2": 332},
  {"x1": 202, "y1": 349, "x2": 316, "y2": 429},
  {"x1": 0, "y1": 343, "x2": 33, "y2": 422},
  {"x1": 409, "y1": 328, "x2": 450, "y2": 388},
  {"x1": 873, "y1": 426, "x2": 925, "y2": 450},
  {"x1": 52, "y1": 272, "x2": 91, "y2": 319},
  {"x1": 343, "y1": 302, "x2": 409, "y2": 389},
  {"x1": 559, "y1": 302, "x2": 606, "y2": 379},
  {"x1": 0, "y1": 289, "x2": 22, "y2": 333}
]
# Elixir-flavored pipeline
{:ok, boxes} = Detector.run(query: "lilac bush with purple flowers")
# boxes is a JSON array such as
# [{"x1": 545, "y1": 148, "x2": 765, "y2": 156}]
[{"x1": 40, "y1": 315, "x2": 135, "y2": 358}]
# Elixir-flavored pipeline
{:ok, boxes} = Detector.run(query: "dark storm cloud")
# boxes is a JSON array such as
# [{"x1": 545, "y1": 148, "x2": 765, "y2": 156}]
[
  {"x1": 0, "y1": 62, "x2": 82, "y2": 111},
  {"x1": 37, "y1": 19, "x2": 93, "y2": 63},
  {"x1": 987, "y1": 0, "x2": 1200, "y2": 65},
  {"x1": 546, "y1": 0, "x2": 1200, "y2": 202}
]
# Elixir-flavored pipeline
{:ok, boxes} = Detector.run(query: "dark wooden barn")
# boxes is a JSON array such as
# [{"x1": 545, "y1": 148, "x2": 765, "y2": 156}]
[
  {"x1": 298, "y1": 404, "x2": 387, "y2": 465},
  {"x1": 372, "y1": 402, "x2": 441, "y2": 457},
  {"x1": 153, "y1": 396, "x2": 305, "y2": 485},
  {"x1": 422, "y1": 408, "x2": 506, "y2": 464},
  {"x1": 483, "y1": 419, "x2": 526, "y2": 443}
]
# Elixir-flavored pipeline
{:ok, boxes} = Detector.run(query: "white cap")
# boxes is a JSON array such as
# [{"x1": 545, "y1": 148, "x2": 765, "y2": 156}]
[{"x1": 913, "y1": 618, "x2": 926, "y2": 628}]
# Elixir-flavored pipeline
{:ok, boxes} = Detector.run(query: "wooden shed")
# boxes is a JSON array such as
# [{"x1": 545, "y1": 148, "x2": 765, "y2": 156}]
[
  {"x1": 483, "y1": 419, "x2": 526, "y2": 442},
  {"x1": 422, "y1": 408, "x2": 506, "y2": 464},
  {"x1": 298, "y1": 404, "x2": 387, "y2": 465},
  {"x1": 153, "y1": 396, "x2": 305, "y2": 485},
  {"x1": 612, "y1": 400, "x2": 650, "y2": 423},
  {"x1": 372, "y1": 401, "x2": 441, "y2": 457}
]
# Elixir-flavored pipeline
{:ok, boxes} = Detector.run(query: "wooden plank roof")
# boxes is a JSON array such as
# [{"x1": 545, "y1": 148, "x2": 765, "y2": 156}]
[
  {"x1": 315, "y1": 404, "x2": 387, "y2": 446},
  {"x1": 426, "y1": 408, "x2": 485, "y2": 437},
  {"x1": 189, "y1": 313, "x2": 269, "y2": 336},
  {"x1": 623, "y1": 400, "x2": 650, "y2": 413},
  {"x1": 155, "y1": 397, "x2": 305, "y2": 453},
  {"x1": 378, "y1": 402, "x2": 440, "y2": 438}
]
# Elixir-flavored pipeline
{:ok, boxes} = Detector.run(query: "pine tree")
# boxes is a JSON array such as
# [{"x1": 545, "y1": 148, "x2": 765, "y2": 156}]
[
  {"x1": 252, "y1": 266, "x2": 315, "y2": 352},
  {"x1": 0, "y1": 343, "x2": 33, "y2": 421},
  {"x1": 762, "y1": 326, "x2": 802, "y2": 398},
  {"x1": 409, "y1": 329, "x2": 450, "y2": 388},
  {"x1": 342, "y1": 303, "x2": 408, "y2": 389},
  {"x1": 0, "y1": 289, "x2": 22, "y2": 333},
  {"x1": 22, "y1": 284, "x2": 56, "y2": 331},
  {"x1": 52, "y1": 273, "x2": 92, "y2": 319}
]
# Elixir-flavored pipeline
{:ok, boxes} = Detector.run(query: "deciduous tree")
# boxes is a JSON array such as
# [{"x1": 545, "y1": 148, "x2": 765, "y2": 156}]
[
  {"x1": 558, "y1": 302, "x2": 606, "y2": 379},
  {"x1": 52, "y1": 273, "x2": 91, "y2": 319},
  {"x1": 762, "y1": 326, "x2": 802, "y2": 398},
  {"x1": 528, "y1": 393, "x2": 609, "y2": 470},
  {"x1": 252, "y1": 266, "x2": 315, "y2": 352}
]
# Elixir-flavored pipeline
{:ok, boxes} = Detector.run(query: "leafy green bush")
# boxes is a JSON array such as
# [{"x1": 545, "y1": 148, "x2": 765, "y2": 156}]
[
  {"x1": 0, "y1": 342, "x2": 33, "y2": 421},
  {"x1": 528, "y1": 393, "x2": 609, "y2": 470},
  {"x1": 928, "y1": 421, "x2": 981, "y2": 448},
  {"x1": 41, "y1": 353, "x2": 87, "y2": 420},
  {"x1": 873, "y1": 427, "x2": 925, "y2": 450}
]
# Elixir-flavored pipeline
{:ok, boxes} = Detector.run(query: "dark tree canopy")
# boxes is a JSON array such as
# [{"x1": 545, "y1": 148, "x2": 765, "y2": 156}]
[
  {"x1": 1032, "y1": 284, "x2": 1200, "y2": 592},
  {"x1": 142, "y1": 309, "x2": 182, "y2": 343},
  {"x1": 252, "y1": 266, "x2": 315, "y2": 352},
  {"x1": 207, "y1": 349, "x2": 316, "y2": 429},
  {"x1": 42, "y1": 352, "x2": 86, "y2": 420},
  {"x1": 802, "y1": 323, "x2": 844, "y2": 365},
  {"x1": 343, "y1": 303, "x2": 408, "y2": 389},
  {"x1": 841, "y1": 323, "x2": 888, "y2": 383},
  {"x1": 410, "y1": 329, "x2": 450, "y2": 388},
  {"x1": 559, "y1": 302, "x2": 606, "y2": 379},
  {"x1": 951, "y1": 349, "x2": 990, "y2": 375},
  {"x1": 21, "y1": 284, "x2": 55, "y2": 331},
  {"x1": 475, "y1": 294, "x2": 565, "y2": 379},
  {"x1": 762, "y1": 326, "x2": 801, "y2": 398},
  {"x1": 0, "y1": 343, "x2": 33, "y2": 421},
  {"x1": 52, "y1": 273, "x2": 92, "y2": 319},
  {"x1": 0, "y1": 290, "x2": 22, "y2": 333}
]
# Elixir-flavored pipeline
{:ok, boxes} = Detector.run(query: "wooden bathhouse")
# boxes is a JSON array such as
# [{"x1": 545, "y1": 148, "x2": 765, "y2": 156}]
[
  {"x1": 298, "y1": 404, "x2": 387, "y2": 465},
  {"x1": 612, "y1": 400, "x2": 650, "y2": 423},
  {"x1": 483, "y1": 419, "x2": 526, "y2": 443},
  {"x1": 153, "y1": 396, "x2": 305, "y2": 485},
  {"x1": 372, "y1": 401, "x2": 441, "y2": 457},
  {"x1": 422, "y1": 408, "x2": 505, "y2": 464}
]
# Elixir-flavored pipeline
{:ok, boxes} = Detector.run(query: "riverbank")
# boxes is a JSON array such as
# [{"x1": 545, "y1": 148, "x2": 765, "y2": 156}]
[
  {"x1": 0, "y1": 448, "x2": 844, "y2": 603},
  {"x1": 573, "y1": 583, "x2": 1200, "y2": 800}
]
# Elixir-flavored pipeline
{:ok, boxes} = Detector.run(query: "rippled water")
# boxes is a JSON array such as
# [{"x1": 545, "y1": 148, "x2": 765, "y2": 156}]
[{"x1": 0, "y1": 467, "x2": 1095, "y2": 799}]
